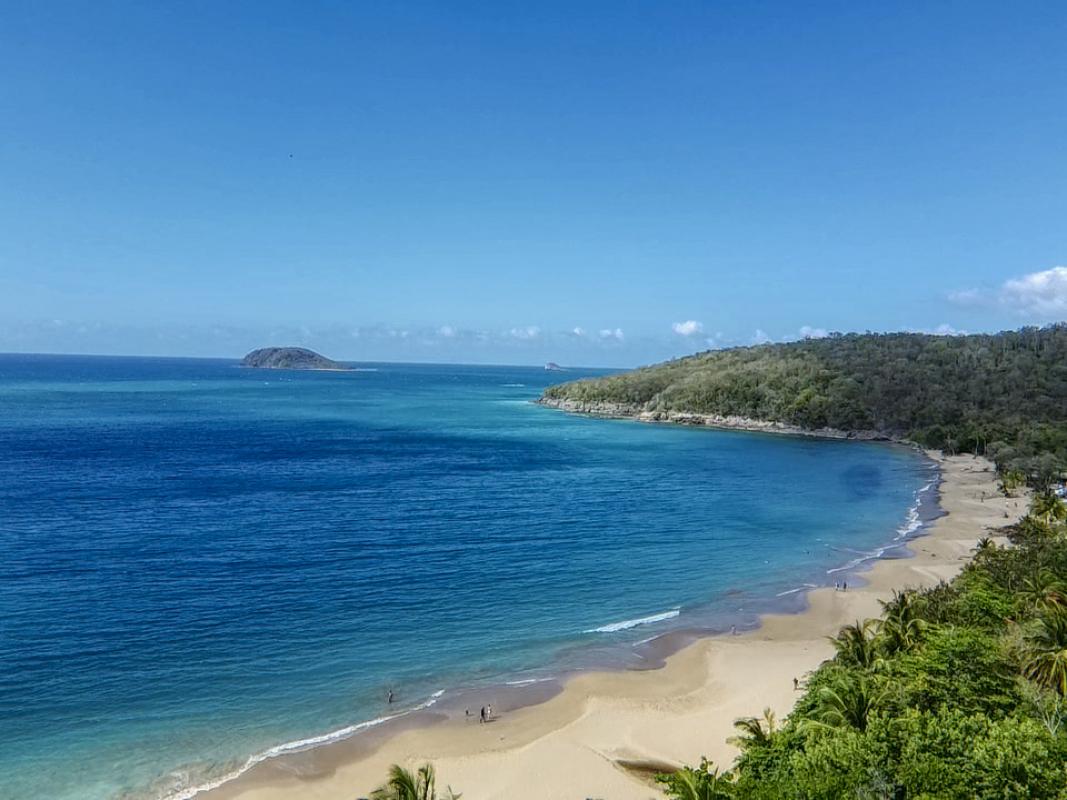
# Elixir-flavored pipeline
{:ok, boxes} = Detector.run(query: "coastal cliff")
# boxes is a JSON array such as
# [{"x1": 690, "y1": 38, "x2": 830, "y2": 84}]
[{"x1": 240, "y1": 347, "x2": 350, "y2": 371}]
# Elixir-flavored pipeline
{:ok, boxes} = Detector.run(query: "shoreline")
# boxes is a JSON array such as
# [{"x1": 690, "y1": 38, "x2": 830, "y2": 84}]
[
  {"x1": 536, "y1": 397, "x2": 891, "y2": 441},
  {"x1": 191, "y1": 453, "x2": 1020, "y2": 800}
]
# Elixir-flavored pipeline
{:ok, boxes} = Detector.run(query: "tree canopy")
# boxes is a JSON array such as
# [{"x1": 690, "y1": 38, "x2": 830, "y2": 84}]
[{"x1": 543, "y1": 325, "x2": 1067, "y2": 483}]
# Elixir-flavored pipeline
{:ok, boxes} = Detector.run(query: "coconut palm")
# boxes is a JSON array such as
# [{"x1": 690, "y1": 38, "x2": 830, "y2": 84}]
[
  {"x1": 370, "y1": 764, "x2": 461, "y2": 800},
  {"x1": 728, "y1": 707, "x2": 776, "y2": 750},
  {"x1": 1032, "y1": 493, "x2": 1067, "y2": 526},
  {"x1": 879, "y1": 590, "x2": 927, "y2": 655},
  {"x1": 830, "y1": 619, "x2": 882, "y2": 669},
  {"x1": 656, "y1": 758, "x2": 735, "y2": 800},
  {"x1": 1023, "y1": 607, "x2": 1067, "y2": 696},
  {"x1": 803, "y1": 674, "x2": 886, "y2": 732},
  {"x1": 1020, "y1": 568, "x2": 1067, "y2": 610}
]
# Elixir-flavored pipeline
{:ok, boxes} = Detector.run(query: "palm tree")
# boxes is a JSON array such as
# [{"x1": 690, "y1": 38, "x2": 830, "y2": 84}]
[
  {"x1": 973, "y1": 537, "x2": 996, "y2": 557},
  {"x1": 370, "y1": 764, "x2": 461, "y2": 800},
  {"x1": 1032, "y1": 493, "x2": 1067, "y2": 526},
  {"x1": 830, "y1": 619, "x2": 882, "y2": 669},
  {"x1": 1023, "y1": 607, "x2": 1067, "y2": 696},
  {"x1": 728, "y1": 707, "x2": 776, "y2": 750},
  {"x1": 1021, "y1": 569, "x2": 1067, "y2": 610},
  {"x1": 656, "y1": 758, "x2": 735, "y2": 800},
  {"x1": 879, "y1": 590, "x2": 927, "y2": 655},
  {"x1": 803, "y1": 674, "x2": 885, "y2": 732}
]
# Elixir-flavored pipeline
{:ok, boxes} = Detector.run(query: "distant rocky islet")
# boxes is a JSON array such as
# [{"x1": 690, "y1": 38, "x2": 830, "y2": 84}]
[{"x1": 239, "y1": 347, "x2": 351, "y2": 371}]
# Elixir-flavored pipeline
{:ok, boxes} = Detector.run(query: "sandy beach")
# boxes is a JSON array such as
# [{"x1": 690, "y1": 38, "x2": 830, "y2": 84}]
[{"x1": 200, "y1": 453, "x2": 1023, "y2": 800}]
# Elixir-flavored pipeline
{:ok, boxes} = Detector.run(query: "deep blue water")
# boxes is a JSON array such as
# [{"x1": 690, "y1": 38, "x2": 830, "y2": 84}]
[{"x1": 0, "y1": 355, "x2": 934, "y2": 800}]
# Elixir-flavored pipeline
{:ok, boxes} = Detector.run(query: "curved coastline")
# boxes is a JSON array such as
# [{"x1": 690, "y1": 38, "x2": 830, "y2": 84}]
[
  {"x1": 536, "y1": 396, "x2": 893, "y2": 441},
  {"x1": 174, "y1": 452, "x2": 1016, "y2": 800}
]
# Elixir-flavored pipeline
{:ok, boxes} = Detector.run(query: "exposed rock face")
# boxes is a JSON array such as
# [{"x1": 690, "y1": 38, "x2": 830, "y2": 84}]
[
  {"x1": 239, "y1": 347, "x2": 350, "y2": 371},
  {"x1": 537, "y1": 397, "x2": 889, "y2": 441}
]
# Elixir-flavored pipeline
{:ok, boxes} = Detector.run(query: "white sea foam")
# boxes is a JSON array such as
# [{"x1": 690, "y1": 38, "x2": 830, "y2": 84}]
[
  {"x1": 505, "y1": 677, "x2": 554, "y2": 686},
  {"x1": 826, "y1": 483, "x2": 932, "y2": 576},
  {"x1": 632, "y1": 633, "x2": 662, "y2": 646},
  {"x1": 585, "y1": 608, "x2": 680, "y2": 633},
  {"x1": 163, "y1": 690, "x2": 445, "y2": 800},
  {"x1": 776, "y1": 583, "x2": 818, "y2": 597}
]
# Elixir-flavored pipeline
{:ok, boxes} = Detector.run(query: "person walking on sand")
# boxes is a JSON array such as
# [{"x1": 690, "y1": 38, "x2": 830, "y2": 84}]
[
  {"x1": 793, "y1": 677, "x2": 799, "y2": 690},
  {"x1": 486, "y1": 703, "x2": 493, "y2": 721},
  {"x1": 479, "y1": 706, "x2": 486, "y2": 723}
]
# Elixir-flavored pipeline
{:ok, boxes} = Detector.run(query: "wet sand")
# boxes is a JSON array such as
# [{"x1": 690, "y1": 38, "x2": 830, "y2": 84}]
[{"x1": 199, "y1": 453, "x2": 1021, "y2": 800}]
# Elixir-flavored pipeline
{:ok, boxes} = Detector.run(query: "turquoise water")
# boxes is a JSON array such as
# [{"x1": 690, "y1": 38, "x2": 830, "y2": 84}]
[{"x1": 0, "y1": 355, "x2": 935, "y2": 800}]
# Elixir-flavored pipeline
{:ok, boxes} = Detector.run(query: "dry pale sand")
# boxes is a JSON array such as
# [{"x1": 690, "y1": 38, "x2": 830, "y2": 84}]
[{"x1": 200, "y1": 453, "x2": 1024, "y2": 800}]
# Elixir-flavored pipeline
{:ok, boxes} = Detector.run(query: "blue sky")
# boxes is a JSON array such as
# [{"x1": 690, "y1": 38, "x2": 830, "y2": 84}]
[{"x1": 1, "y1": 1, "x2": 1065, "y2": 366}]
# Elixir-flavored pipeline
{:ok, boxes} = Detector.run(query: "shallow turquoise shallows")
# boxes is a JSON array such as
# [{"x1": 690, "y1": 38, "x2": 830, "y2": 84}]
[{"x1": 0, "y1": 355, "x2": 935, "y2": 800}]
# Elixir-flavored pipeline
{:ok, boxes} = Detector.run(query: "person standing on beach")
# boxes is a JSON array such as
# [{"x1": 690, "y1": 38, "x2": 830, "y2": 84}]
[
  {"x1": 486, "y1": 703, "x2": 493, "y2": 720},
  {"x1": 479, "y1": 706, "x2": 486, "y2": 723}
]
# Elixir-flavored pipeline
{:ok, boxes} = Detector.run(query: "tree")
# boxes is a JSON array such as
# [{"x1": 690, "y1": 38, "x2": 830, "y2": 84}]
[
  {"x1": 829, "y1": 620, "x2": 882, "y2": 670},
  {"x1": 656, "y1": 759, "x2": 736, "y2": 800},
  {"x1": 803, "y1": 674, "x2": 886, "y2": 732},
  {"x1": 1024, "y1": 607, "x2": 1067, "y2": 696},
  {"x1": 1020, "y1": 568, "x2": 1067, "y2": 610},
  {"x1": 370, "y1": 764, "x2": 461, "y2": 800},
  {"x1": 728, "y1": 708, "x2": 776, "y2": 751},
  {"x1": 1032, "y1": 493, "x2": 1067, "y2": 526},
  {"x1": 879, "y1": 591, "x2": 927, "y2": 655}
]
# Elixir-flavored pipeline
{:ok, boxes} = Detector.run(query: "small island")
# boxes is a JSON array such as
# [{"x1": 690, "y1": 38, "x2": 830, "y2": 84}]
[{"x1": 239, "y1": 347, "x2": 351, "y2": 371}]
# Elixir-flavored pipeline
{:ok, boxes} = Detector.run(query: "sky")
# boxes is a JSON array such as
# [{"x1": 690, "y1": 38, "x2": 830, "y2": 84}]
[{"x1": 1, "y1": 1, "x2": 1065, "y2": 366}]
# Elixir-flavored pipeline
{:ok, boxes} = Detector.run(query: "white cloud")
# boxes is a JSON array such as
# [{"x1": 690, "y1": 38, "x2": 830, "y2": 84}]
[
  {"x1": 508, "y1": 325, "x2": 542, "y2": 340},
  {"x1": 950, "y1": 266, "x2": 1067, "y2": 318},
  {"x1": 702, "y1": 331, "x2": 728, "y2": 349},
  {"x1": 437, "y1": 325, "x2": 456, "y2": 338},
  {"x1": 947, "y1": 288, "x2": 982, "y2": 307},
  {"x1": 599, "y1": 327, "x2": 625, "y2": 341},
  {"x1": 999, "y1": 266, "x2": 1067, "y2": 316},
  {"x1": 798, "y1": 325, "x2": 829, "y2": 339},
  {"x1": 933, "y1": 323, "x2": 965, "y2": 336},
  {"x1": 752, "y1": 328, "x2": 772, "y2": 345},
  {"x1": 571, "y1": 326, "x2": 586, "y2": 337},
  {"x1": 672, "y1": 319, "x2": 704, "y2": 337}
]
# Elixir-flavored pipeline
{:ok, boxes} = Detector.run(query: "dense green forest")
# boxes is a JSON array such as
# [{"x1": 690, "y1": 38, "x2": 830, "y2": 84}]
[
  {"x1": 656, "y1": 495, "x2": 1067, "y2": 800},
  {"x1": 542, "y1": 325, "x2": 1067, "y2": 485}
]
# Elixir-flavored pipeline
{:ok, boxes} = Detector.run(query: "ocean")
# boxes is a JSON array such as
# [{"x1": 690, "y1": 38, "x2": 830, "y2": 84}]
[{"x1": 0, "y1": 355, "x2": 936, "y2": 800}]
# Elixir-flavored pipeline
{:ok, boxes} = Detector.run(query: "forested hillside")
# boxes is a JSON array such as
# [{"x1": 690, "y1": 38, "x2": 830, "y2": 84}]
[{"x1": 543, "y1": 325, "x2": 1067, "y2": 483}]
